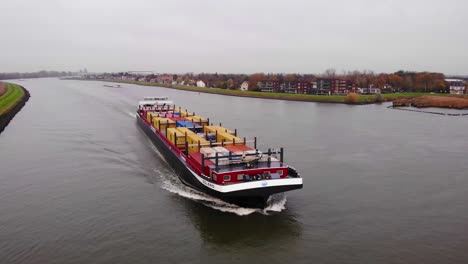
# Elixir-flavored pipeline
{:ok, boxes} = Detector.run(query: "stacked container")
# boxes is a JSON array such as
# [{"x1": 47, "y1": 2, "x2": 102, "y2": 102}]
[
  {"x1": 203, "y1": 126, "x2": 234, "y2": 135},
  {"x1": 200, "y1": 147, "x2": 216, "y2": 157},
  {"x1": 176, "y1": 121, "x2": 203, "y2": 132},
  {"x1": 153, "y1": 117, "x2": 176, "y2": 131},
  {"x1": 186, "y1": 133, "x2": 210, "y2": 153},
  {"x1": 176, "y1": 127, "x2": 209, "y2": 153},
  {"x1": 216, "y1": 132, "x2": 244, "y2": 146},
  {"x1": 211, "y1": 147, "x2": 230, "y2": 165},
  {"x1": 184, "y1": 115, "x2": 208, "y2": 126},
  {"x1": 166, "y1": 128, "x2": 186, "y2": 148}
]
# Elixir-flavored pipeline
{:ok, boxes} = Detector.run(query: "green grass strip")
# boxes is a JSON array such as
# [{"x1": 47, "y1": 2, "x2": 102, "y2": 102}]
[
  {"x1": 0, "y1": 83, "x2": 25, "y2": 115},
  {"x1": 90, "y1": 79, "x2": 445, "y2": 104}
]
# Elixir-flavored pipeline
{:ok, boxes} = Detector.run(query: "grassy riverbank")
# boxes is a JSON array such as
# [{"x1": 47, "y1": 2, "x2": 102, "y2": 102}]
[
  {"x1": 0, "y1": 82, "x2": 30, "y2": 134},
  {"x1": 0, "y1": 83, "x2": 25, "y2": 115},
  {"x1": 86, "y1": 79, "x2": 446, "y2": 104}
]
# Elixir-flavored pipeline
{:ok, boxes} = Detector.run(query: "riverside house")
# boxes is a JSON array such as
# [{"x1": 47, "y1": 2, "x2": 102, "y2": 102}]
[
  {"x1": 157, "y1": 74, "x2": 174, "y2": 84},
  {"x1": 240, "y1": 81, "x2": 249, "y2": 91},
  {"x1": 446, "y1": 79, "x2": 466, "y2": 95},
  {"x1": 316, "y1": 78, "x2": 354, "y2": 95},
  {"x1": 257, "y1": 80, "x2": 281, "y2": 92},
  {"x1": 360, "y1": 84, "x2": 381, "y2": 94},
  {"x1": 196, "y1": 80, "x2": 206, "y2": 87},
  {"x1": 282, "y1": 81, "x2": 311, "y2": 94}
]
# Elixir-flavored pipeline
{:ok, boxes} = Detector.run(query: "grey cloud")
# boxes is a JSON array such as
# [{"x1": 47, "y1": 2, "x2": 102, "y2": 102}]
[{"x1": 0, "y1": 0, "x2": 467, "y2": 74}]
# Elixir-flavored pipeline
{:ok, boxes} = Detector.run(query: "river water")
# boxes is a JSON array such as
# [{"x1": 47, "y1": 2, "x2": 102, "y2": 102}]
[{"x1": 1, "y1": 78, "x2": 467, "y2": 264}]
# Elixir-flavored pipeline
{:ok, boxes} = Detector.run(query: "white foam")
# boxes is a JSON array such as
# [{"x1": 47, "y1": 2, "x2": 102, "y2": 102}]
[
  {"x1": 157, "y1": 169, "x2": 287, "y2": 216},
  {"x1": 264, "y1": 194, "x2": 287, "y2": 212},
  {"x1": 128, "y1": 112, "x2": 136, "y2": 118}
]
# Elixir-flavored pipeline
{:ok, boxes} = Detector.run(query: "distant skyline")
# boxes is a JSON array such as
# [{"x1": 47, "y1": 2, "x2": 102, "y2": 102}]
[{"x1": 1, "y1": 0, "x2": 467, "y2": 75}]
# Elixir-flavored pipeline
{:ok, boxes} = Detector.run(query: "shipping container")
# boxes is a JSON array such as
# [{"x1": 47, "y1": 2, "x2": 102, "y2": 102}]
[
  {"x1": 200, "y1": 147, "x2": 216, "y2": 157},
  {"x1": 178, "y1": 109, "x2": 194, "y2": 117},
  {"x1": 216, "y1": 132, "x2": 244, "y2": 146},
  {"x1": 176, "y1": 127, "x2": 196, "y2": 135},
  {"x1": 224, "y1": 145, "x2": 255, "y2": 154},
  {"x1": 152, "y1": 117, "x2": 176, "y2": 131},
  {"x1": 147, "y1": 111, "x2": 156, "y2": 121},
  {"x1": 184, "y1": 115, "x2": 209, "y2": 125},
  {"x1": 176, "y1": 121, "x2": 203, "y2": 132},
  {"x1": 203, "y1": 126, "x2": 234, "y2": 135},
  {"x1": 186, "y1": 133, "x2": 210, "y2": 153},
  {"x1": 166, "y1": 128, "x2": 186, "y2": 148},
  {"x1": 212, "y1": 146, "x2": 230, "y2": 156},
  {"x1": 168, "y1": 116, "x2": 185, "y2": 122}
]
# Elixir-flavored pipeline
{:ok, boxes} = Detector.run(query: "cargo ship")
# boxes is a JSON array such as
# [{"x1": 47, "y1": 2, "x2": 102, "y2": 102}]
[{"x1": 136, "y1": 96, "x2": 303, "y2": 208}]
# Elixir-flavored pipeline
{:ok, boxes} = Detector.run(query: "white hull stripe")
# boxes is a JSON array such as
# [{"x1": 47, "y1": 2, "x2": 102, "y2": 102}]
[{"x1": 186, "y1": 165, "x2": 303, "y2": 193}]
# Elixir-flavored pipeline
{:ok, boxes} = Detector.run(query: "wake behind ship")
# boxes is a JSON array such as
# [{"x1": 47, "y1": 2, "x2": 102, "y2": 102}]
[{"x1": 137, "y1": 96, "x2": 303, "y2": 208}]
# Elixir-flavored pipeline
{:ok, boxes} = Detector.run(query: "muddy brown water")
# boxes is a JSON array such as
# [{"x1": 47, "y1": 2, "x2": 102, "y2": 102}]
[{"x1": 1, "y1": 78, "x2": 468, "y2": 264}]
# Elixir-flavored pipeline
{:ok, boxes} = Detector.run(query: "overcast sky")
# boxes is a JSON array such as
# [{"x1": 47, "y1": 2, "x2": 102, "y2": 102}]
[{"x1": 1, "y1": 0, "x2": 467, "y2": 74}]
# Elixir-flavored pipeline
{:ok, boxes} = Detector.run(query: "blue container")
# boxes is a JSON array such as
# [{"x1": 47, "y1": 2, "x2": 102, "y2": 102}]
[
  {"x1": 176, "y1": 121, "x2": 203, "y2": 132},
  {"x1": 176, "y1": 121, "x2": 194, "y2": 127},
  {"x1": 206, "y1": 133, "x2": 216, "y2": 141}
]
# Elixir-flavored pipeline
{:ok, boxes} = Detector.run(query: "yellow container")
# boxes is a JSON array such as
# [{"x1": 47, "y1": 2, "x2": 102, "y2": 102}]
[
  {"x1": 151, "y1": 116, "x2": 163, "y2": 127},
  {"x1": 186, "y1": 133, "x2": 210, "y2": 153},
  {"x1": 203, "y1": 126, "x2": 234, "y2": 135},
  {"x1": 178, "y1": 109, "x2": 194, "y2": 117},
  {"x1": 147, "y1": 112, "x2": 155, "y2": 121},
  {"x1": 217, "y1": 132, "x2": 244, "y2": 146},
  {"x1": 153, "y1": 117, "x2": 176, "y2": 131},
  {"x1": 184, "y1": 115, "x2": 208, "y2": 125},
  {"x1": 167, "y1": 128, "x2": 186, "y2": 147},
  {"x1": 176, "y1": 127, "x2": 196, "y2": 135}
]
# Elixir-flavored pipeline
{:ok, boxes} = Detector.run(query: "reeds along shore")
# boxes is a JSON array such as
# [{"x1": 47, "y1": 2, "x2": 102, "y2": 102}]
[
  {"x1": 0, "y1": 83, "x2": 30, "y2": 134},
  {"x1": 393, "y1": 95, "x2": 468, "y2": 109}
]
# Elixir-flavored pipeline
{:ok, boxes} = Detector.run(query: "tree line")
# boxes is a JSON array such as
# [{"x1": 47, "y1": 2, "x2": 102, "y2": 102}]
[
  {"x1": 0, "y1": 71, "x2": 72, "y2": 80},
  {"x1": 112, "y1": 69, "x2": 462, "y2": 93}
]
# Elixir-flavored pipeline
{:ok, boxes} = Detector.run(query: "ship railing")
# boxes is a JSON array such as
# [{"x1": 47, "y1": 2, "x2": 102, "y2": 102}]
[
  {"x1": 200, "y1": 148, "x2": 284, "y2": 172},
  {"x1": 184, "y1": 140, "x2": 256, "y2": 148}
]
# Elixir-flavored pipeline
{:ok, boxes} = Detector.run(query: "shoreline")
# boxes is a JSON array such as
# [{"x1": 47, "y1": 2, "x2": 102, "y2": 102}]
[
  {"x1": 71, "y1": 78, "x2": 447, "y2": 105},
  {"x1": 0, "y1": 83, "x2": 30, "y2": 134},
  {"x1": 78, "y1": 79, "x2": 376, "y2": 104},
  {"x1": 388, "y1": 105, "x2": 468, "y2": 116}
]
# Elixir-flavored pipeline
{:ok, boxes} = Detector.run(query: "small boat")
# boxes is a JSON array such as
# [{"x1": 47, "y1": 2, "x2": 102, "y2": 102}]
[
  {"x1": 136, "y1": 96, "x2": 303, "y2": 208},
  {"x1": 103, "y1": 84, "x2": 122, "y2": 88}
]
